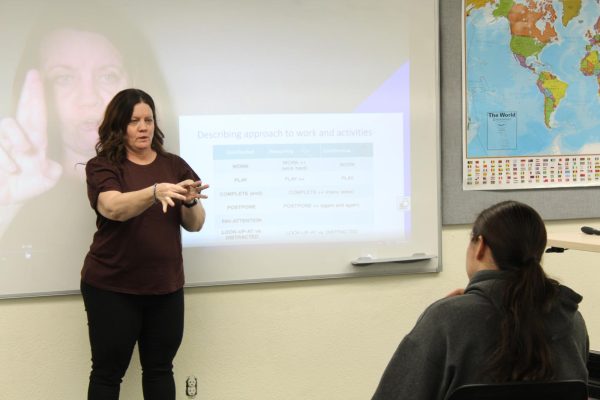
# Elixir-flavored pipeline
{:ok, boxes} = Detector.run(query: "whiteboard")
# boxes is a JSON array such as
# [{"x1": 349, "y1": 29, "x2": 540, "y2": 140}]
[{"x1": 0, "y1": 0, "x2": 441, "y2": 297}]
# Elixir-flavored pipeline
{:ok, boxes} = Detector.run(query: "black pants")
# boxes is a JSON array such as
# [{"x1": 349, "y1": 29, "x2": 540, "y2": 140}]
[{"x1": 81, "y1": 281, "x2": 184, "y2": 400}]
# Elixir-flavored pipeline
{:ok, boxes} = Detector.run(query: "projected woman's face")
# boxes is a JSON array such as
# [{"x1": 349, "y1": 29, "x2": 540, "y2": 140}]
[{"x1": 39, "y1": 29, "x2": 129, "y2": 158}]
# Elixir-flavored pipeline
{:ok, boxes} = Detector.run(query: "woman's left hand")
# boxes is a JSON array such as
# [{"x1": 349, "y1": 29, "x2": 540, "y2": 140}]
[{"x1": 179, "y1": 179, "x2": 209, "y2": 204}]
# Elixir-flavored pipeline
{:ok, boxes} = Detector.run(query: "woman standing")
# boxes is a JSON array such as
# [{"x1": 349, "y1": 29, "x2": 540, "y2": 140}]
[{"x1": 81, "y1": 88, "x2": 208, "y2": 400}]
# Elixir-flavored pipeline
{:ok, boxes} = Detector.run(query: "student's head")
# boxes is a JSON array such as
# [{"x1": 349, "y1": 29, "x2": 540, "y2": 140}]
[
  {"x1": 97, "y1": 88, "x2": 166, "y2": 163},
  {"x1": 469, "y1": 200, "x2": 547, "y2": 277},
  {"x1": 12, "y1": 1, "x2": 170, "y2": 161}
]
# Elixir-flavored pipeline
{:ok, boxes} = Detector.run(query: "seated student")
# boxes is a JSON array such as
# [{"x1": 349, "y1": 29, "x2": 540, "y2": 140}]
[{"x1": 371, "y1": 200, "x2": 589, "y2": 400}]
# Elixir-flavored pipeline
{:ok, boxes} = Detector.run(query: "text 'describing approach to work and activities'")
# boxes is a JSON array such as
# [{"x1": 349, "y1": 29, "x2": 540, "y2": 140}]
[{"x1": 179, "y1": 113, "x2": 409, "y2": 247}]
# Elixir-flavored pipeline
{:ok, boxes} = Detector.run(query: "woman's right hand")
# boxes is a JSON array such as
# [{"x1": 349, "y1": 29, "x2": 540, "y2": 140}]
[{"x1": 0, "y1": 70, "x2": 62, "y2": 205}]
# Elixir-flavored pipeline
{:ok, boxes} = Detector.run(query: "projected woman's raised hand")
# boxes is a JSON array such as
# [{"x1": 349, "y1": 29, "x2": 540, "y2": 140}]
[{"x1": 0, "y1": 69, "x2": 62, "y2": 205}]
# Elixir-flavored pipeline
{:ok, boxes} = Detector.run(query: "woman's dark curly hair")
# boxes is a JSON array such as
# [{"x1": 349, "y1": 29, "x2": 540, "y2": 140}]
[{"x1": 95, "y1": 88, "x2": 166, "y2": 164}]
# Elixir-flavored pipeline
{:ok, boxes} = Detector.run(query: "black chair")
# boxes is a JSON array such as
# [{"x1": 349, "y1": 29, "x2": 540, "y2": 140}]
[
  {"x1": 589, "y1": 350, "x2": 600, "y2": 398},
  {"x1": 447, "y1": 380, "x2": 588, "y2": 400}
]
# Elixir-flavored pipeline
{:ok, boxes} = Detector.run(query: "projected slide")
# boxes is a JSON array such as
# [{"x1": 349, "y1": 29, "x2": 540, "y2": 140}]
[{"x1": 180, "y1": 113, "x2": 408, "y2": 246}]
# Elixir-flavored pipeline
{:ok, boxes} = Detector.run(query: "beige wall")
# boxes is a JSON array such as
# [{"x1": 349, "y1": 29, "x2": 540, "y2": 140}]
[{"x1": 1, "y1": 219, "x2": 598, "y2": 399}]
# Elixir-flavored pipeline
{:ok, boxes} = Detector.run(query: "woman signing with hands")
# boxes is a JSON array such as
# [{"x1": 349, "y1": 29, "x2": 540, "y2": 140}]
[{"x1": 81, "y1": 88, "x2": 207, "y2": 400}]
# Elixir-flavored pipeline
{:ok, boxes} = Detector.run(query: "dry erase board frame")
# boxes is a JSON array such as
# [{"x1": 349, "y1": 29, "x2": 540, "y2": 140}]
[
  {"x1": 441, "y1": 0, "x2": 600, "y2": 225},
  {"x1": 0, "y1": 0, "x2": 441, "y2": 298}
]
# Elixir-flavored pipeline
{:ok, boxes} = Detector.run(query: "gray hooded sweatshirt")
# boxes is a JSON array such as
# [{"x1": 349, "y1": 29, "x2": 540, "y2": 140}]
[{"x1": 371, "y1": 270, "x2": 589, "y2": 400}]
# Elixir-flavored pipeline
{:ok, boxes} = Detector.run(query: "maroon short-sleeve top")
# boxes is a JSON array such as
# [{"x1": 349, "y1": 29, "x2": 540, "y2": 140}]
[{"x1": 81, "y1": 152, "x2": 199, "y2": 295}]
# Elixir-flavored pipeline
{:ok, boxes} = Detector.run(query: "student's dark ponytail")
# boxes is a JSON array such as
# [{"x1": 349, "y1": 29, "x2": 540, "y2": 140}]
[{"x1": 471, "y1": 201, "x2": 559, "y2": 382}]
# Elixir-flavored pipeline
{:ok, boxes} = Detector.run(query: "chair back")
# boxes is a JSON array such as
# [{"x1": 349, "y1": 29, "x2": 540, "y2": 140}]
[{"x1": 447, "y1": 380, "x2": 588, "y2": 400}]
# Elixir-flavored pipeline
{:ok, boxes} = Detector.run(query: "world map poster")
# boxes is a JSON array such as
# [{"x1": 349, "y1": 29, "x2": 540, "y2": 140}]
[{"x1": 464, "y1": 0, "x2": 600, "y2": 189}]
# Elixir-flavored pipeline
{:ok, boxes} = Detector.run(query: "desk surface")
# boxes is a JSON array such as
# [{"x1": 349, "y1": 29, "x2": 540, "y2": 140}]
[{"x1": 547, "y1": 232, "x2": 600, "y2": 253}]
